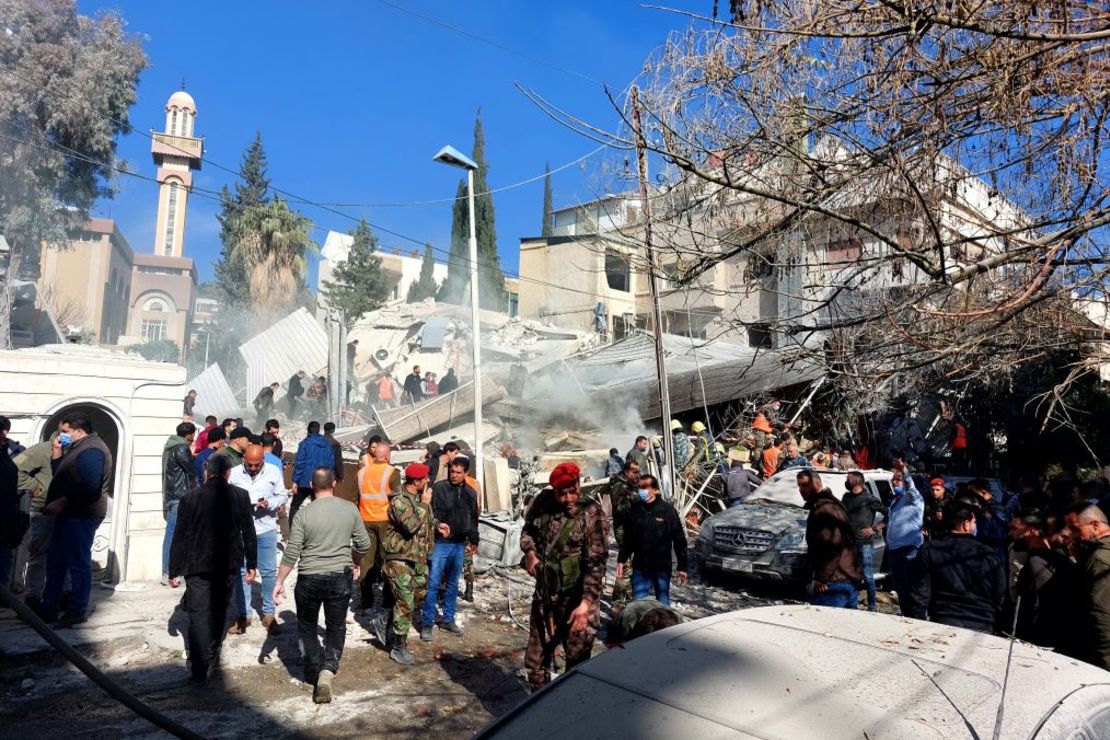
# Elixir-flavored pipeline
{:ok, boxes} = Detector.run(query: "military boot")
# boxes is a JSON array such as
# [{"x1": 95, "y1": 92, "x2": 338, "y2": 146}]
[
  {"x1": 390, "y1": 635, "x2": 415, "y2": 665},
  {"x1": 462, "y1": 581, "x2": 474, "y2": 602},
  {"x1": 369, "y1": 612, "x2": 389, "y2": 648}
]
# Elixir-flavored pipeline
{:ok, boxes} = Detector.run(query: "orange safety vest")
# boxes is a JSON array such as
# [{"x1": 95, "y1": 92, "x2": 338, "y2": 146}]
[
  {"x1": 752, "y1": 412, "x2": 774, "y2": 434},
  {"x1": 378, "y1": 377, "x2": 394, "y2": 400},
  {"x1": 359, "y1": 461, "x2": 396, "y2": 522}
]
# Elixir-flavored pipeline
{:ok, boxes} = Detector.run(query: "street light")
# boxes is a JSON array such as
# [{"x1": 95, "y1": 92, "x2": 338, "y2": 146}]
[{"x1": 433, "y1": 144, "x2": 483, "y2": 490}]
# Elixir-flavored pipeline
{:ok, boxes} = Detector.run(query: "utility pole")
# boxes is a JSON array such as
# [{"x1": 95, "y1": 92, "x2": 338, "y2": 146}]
[{"x1": 631, "y1": 87, "x2": 676, "y2": 498}]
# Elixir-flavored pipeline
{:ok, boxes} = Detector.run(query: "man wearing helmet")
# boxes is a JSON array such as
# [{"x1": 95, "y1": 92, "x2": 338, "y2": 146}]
[
  {"x1": 670, "y1": 419, "x2": 689, "y2": 471},
  {"x1": 519, "y1": 462, "x2": 610, "y2": 690}
]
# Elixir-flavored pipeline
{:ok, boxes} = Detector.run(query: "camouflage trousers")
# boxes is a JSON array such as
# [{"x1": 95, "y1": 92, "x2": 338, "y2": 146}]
[
  {"x1": 611, "y1": 556, "x2": 633, "y2": 605},
  {"x1": 384, "y1": 559, "x2": 428, "y2": 638},
  {"x1": 524, "y1": 594, "x2": 600, "y2": 688},
  {"x1": 463, "y1": 549, "x2": 474, "y2": 584}
]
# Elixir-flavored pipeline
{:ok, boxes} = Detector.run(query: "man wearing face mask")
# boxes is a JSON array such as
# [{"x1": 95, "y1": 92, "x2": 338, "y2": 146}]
[
  {"x1": 519, "y1": 462, "x2": 609, "y2": 691},
  {"x1": 909, "y1": 503, "x2": 1006, "y2": 633},
  {"x1": 885, "y1": 464, "x2": 925, "y2": 619},
  {"x1": 616, "y1": 474, "x2": 687, "y2": 606},
  {"x1": 37, "y1": 412, "x2": 113, "y2": 628}
]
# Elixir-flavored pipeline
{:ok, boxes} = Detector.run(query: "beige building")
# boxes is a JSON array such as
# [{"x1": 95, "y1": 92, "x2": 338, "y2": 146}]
[
  {"x1": 38, "y1": 218, "x2": 134, "y2": 344},
  {"x1": 521, "y1": 155, "x2": 1027, "y2": 348}
]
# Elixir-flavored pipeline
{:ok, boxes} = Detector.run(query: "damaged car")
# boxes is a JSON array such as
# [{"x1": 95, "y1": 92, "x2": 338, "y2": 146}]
[{"x1": 693, "y1": 467, "x2": 894, "y2": 590}]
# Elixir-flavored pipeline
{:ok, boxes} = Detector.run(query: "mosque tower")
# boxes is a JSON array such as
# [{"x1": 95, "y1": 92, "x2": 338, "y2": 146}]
[{"x1": 150, "y1": 89, "x2": 202, "y2": 257}]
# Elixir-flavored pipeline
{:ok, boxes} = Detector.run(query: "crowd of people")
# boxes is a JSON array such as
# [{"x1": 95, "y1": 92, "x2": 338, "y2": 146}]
[
  {"x1": 164, "y1": 415, "x2": 483, "y2": 703},
  {"x1": 794, "y1": 462, "x2": 1110, "y2": 668},
  {"x1": 6, "y1": 394, "x2": 1110, "y2": 708}
]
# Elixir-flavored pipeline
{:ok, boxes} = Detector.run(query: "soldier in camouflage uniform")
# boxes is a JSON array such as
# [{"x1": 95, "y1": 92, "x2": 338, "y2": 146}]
[
  {"x1": 597, "y1": 459, "x2": 640, "y2": 604},
  {"x1": 520, "y1": 462, "x2": 609, "y2": 690},
  {"x1": 378, "y1": 462, "x2": 439, "y2": 665}
]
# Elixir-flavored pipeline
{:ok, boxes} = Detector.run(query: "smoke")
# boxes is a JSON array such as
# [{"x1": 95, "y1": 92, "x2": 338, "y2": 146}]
[{"x1": 511, "y1": 362, "x2": 661, "y2": 459}]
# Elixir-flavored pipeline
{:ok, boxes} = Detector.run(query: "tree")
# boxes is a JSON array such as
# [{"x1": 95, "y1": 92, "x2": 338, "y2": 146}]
[
  {"x1": 321, "y1": 218, "x2": 390, "y2": 325},
  {"x1": 226, "y1": 197, "x2": 315, "y2": 316},
  {"x1": 541, "y1": 162, "x2": 554, "y2": 237},
  {"x1": 439, "y1": 113, "x2": 507, "y2": 310},
  {"x1": 128, "y1": 339, "x2": 181, "y2": 363},
  {"x1": 407, "y1": 244, "x2": 439, "y2": 302},
  {"x1": 214, "y1": 133, "x2": 270, "y2": 308},
  {"x1": 0, "y1": 0, "x2": 146, "y2": 347},
  {"x1": 540, "y1": 1, "x2": 1109, "y2": 430}
]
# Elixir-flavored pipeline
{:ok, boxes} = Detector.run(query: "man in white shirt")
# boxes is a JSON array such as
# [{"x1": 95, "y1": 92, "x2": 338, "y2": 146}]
[{"x1": 229, "y1": 444, "x2": 288, "y2": 635}]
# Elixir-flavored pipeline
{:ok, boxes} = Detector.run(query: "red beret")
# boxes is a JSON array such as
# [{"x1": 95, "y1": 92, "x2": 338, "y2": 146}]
[
  {"x1": 930, "y1": 477, "x2": 946, "y2": 487},
  {"x1": 549, "y1": 462, "x2": 581, "y2": 490},
  {"x1": 405, "y1": 463, "x2": 430, "y2": 481}
]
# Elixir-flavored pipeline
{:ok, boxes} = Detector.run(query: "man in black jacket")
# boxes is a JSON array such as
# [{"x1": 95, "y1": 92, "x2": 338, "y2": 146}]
[
  {"x1": 323, "y1": 422, "x2": 344, "y2": 482},
  {"x1": 403, "y1": 365, "x2": 425, "y2": 405},
  {"x1": 287, "y1": 371, "x2": 306, "y2": 418},
  {"x1": 169, "y1": 454, "x2": 257, "y2": 685},
  {"x1": 616, "y1": 474, "x2": 687, "y2": 606},
  {"x1": 162, "y1": 422, "x2": 196, "y2": 586},
  {"x1": 38, "y1": 412, "x2": 113, "y2": 628},
  {"x1": 909, "y1": 503, "x2": 1006, "y2": 633},
  {"x1": 421, "y1": 457, "x2": 478, "y2": 640}
]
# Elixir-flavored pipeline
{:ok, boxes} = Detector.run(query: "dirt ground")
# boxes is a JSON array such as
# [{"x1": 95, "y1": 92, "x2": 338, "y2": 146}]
[{"x1": 0, "y1": 555, "x2": 798, "y2": 739}]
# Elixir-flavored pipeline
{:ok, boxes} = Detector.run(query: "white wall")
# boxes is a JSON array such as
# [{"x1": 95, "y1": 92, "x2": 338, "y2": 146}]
[{"x1": 0, "y1": 346, "x2": 186, "y2": 583}]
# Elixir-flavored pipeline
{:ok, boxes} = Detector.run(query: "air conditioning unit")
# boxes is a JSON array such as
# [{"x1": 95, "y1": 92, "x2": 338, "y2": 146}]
[{"x1": 371, "y1": 347, "x2": 394, "y2": 370}]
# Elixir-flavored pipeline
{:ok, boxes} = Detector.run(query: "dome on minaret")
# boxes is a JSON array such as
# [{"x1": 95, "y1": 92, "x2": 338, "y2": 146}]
[{"x1": 166, "y1": 90, "x2": 196, "y2": 113}]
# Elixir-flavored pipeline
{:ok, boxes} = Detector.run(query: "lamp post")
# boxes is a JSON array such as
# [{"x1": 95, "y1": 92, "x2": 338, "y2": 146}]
[{"x1": 433, "y1": 144, "x2": 483, "y2": 489}]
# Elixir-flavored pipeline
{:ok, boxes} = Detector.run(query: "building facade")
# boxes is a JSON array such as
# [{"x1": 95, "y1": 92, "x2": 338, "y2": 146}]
[
  {"x1": 316, "y1": 230, "x2": 449, "y2": 315},
  {"x1": 38, "y1": 218, "x2": 134, "y2": 344}
]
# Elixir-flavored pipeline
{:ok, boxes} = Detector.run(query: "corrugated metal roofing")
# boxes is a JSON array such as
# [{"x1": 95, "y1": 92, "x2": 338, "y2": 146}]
[
  {"x1": 187, "y1": 363, "x2": 240, "y2": 420},
  {"x1": 239, "y1": 308, "x2": 329, "y2": 402},
  {"x1": 564, "y1": 331, "x2": 822, "y2": 419}
]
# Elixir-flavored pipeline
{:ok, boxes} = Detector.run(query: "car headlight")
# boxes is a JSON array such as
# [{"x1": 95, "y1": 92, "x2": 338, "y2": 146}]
[{"x1": 777, "y1": 530, "x2": 806, "y2": 550}]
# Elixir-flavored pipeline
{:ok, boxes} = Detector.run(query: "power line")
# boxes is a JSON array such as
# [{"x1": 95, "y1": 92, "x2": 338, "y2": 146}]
[
  {"x1": 371, "y1": 0, "x2": 600, "y2": 84},
  {"x1": 0, "y1": 128, "x2": 608, "y2": 300},
  {"x1": 312, "y1": 144, "x2": 608, "y2": 208}
]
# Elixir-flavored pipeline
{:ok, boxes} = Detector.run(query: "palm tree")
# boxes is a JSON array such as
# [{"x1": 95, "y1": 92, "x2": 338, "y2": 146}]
[{"x1": 228, "y1": 197, "x2": 315, "y2": 318}]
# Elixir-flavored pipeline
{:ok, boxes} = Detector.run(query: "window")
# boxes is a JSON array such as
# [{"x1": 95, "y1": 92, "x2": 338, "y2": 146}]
[
  {"x1": 143, "y1": 297, "x2": 168, "y2": 313},
  {"x1": 170, "y1": 110, "x2": 179, "y2": 136},
  {"x1": 140, "y1": 319, "x2": 167, "y2": 342},
  {"x1": 826, "y1": 238, "x2": 863, "y2": 266},
  {"x1": 137, "y1": 265, "x2": 183, "y2": 276},
  {"x1": 507, "y1": 292, "x2": 519, "y2": 318},
  {"x1": 604, "y1": 250, "x2": 631, "y2": 292},
  {"x1": 748, "y1": 323, "x2": 773, "y2": 349},
  {"x1": 164, "y1": 181, "x2": 180, "y2": 254}
]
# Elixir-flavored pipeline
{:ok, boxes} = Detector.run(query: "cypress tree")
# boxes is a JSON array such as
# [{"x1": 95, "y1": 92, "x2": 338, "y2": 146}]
[
  {"x1": 407, "y1": 244, "x2": 439, "y2": 302},
  {"x1": 438, "y1": 113, "x2": 506, "y2": 310},
  {"x1": 322, "y1": 219, "x2": 391, "y2": 326},
  {"x1": 215, "y1": 132, "x2": 271, "y2": 307},
  {"x1": 439, "y1": 179, "x2": 470, "y2": 303},
  {"x1": 541, "y1": 162, "x2": 553, "y2": 237}
]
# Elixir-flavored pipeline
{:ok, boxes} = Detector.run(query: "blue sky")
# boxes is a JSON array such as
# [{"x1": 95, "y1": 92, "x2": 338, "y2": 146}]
[{"x1": 77, "y1": 1, "x2": 689, "y2": 286}]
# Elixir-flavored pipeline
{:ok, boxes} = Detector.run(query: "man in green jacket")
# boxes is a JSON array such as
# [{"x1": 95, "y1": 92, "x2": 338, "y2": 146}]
[
  {"x1": 14, "y1": 437, "x2": 56, "y2": 606},
  {"x1": 377, "y1": 462, "x2": 440, "y2": 665},
  {"x1": 598, "y1": 459, "x2": 640, "y2": 604}
]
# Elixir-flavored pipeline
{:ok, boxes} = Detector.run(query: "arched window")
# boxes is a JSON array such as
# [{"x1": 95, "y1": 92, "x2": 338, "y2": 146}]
[
  {"x1": 143, "y1": 297, "x2": 168, "y2": 313},
  {"x1": 170, "y1": 109, "x2": 179, "y2": 136}
]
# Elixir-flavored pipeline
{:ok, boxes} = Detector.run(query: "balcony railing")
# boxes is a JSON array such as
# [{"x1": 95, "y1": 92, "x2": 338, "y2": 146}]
[{"x1": 151, "y1": 133, "x2": 203, "y2": 160}]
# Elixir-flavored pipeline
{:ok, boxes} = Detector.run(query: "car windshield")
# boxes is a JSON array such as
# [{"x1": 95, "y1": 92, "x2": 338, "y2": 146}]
[{"x1": 745, "y1": 469, "x2": 852, "y2": 507}]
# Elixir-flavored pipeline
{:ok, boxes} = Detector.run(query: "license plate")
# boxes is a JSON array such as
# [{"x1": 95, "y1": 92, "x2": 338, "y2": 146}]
[{"x1": 722, "y1": 557, "x2": 754, "y2": 573}]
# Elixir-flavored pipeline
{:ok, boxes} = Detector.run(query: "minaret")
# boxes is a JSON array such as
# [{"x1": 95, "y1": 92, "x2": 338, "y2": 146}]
[{"x1": 150, "y1": 89, "x2": 203, "y2": 257}]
